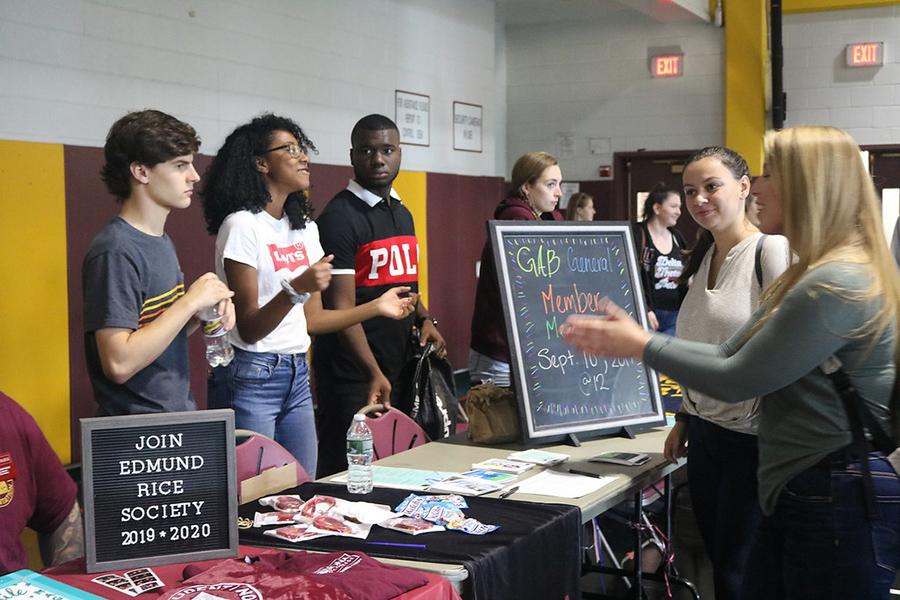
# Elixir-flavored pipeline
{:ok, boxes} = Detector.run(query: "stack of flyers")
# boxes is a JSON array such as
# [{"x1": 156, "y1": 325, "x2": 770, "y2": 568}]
[
  {"x1": 459, "y1": 469, "x2": 518, "y2": 485},
  {"x1": 426, "y1": 474, "x2": 505, "y2": 495},
  {"x1": 92, "y1": 568, "x2": 164, "y2": 596},
  {"x1": 471, "y1": 458, "x2": 534, "y2": 475},
  {"x1": 507, "y1": 449, "x2": 570, "y2": 466}
]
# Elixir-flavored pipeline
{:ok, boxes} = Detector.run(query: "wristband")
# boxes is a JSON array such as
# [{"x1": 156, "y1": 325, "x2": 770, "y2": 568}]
[
  {"x1": 281, "y1": 279, "x2": 310, "y2": 305},
  {"x1": 417, "y1": 315, "x2": 438, "y2": 328}
]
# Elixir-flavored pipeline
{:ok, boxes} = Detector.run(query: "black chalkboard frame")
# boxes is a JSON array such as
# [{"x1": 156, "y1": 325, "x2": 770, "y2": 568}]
[
  {"x1": 81, "y1": 410, "x2": 238, "y2": 573},
  {"x1": 489, "y1": 220, "x2": 666, "y2": 444}
]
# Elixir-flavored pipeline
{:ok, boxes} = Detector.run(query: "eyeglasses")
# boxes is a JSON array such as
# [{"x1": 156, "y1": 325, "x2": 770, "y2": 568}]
[{"x1": 260, "y1": 143, "x2": 306, "y2": 158}]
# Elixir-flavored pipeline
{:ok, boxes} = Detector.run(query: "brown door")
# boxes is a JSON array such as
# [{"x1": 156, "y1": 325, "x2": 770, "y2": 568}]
[
  {"x1": 864, "y1": 145, "x2": 900, "y2": 245},
  {"x1": 613, "y1": 150, "x2": 699, "y2": 245}
]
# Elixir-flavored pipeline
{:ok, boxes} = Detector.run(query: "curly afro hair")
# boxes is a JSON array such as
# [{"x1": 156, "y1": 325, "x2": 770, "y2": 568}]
[{"x1": 201, "y1": 114, "x2": 317, "y2": 234}]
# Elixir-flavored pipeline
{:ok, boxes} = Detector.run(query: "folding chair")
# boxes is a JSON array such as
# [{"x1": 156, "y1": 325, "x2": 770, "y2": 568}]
[
  {"x1": 356, "y1": 404, "x2": 429, "y2": 460},
  {"x1": 235, "y1": 429, "x2": 310, "y2": 504}
]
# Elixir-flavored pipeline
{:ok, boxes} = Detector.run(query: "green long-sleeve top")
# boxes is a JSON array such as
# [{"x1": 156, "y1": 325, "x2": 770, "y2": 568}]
[{"x1": 644, "y1": 261, "x2": 895, "y2": 515}]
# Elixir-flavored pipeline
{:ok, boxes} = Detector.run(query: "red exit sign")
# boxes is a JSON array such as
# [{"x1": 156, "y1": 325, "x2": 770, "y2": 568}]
[
  {"x1": 651, "y1": 54, "x2": 683, "y2": 78},
  {"x1": 845, "y1": 42, "x2": 883, "y2": 67}
]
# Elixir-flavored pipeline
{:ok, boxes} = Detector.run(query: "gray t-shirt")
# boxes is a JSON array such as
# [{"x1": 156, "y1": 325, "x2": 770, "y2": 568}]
[
  {"x1": 676, "y1": 233, "x2": 791, "y2": 434},
  {"x1": 645, "y1": 261, "x2": 894, "y2": 515},
  {"x1": 83, "y1": 217, "x2": 194, "y2": 415}
]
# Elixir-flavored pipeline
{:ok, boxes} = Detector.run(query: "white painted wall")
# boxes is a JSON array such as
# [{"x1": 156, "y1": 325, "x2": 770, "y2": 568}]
[
  {"x1": 505, "y1": 13, "x2": 723, "y2": 181},
  {"x1": 0, "y1": 0, "x2": 503, "y2": 176},
  {"x1": 783, "y1": 4, "x2": 900, "y2": 145}
]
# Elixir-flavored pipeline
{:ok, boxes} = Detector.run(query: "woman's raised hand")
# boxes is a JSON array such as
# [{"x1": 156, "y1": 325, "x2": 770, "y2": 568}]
[{"x1": 561, "y1": 297, "x2": 652, "y2": 359}]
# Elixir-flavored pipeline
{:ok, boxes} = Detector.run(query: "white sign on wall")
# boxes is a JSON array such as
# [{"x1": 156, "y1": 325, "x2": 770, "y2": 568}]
[
  {"x1": 557, "y1": 132, "x2": 576, "y2": 159},
  {"x1": 395, "y1": 90, "x2": 430, "y2": 146},
  {"x1": 559, "y1": 182, "x2": 580, "y2": 210},
  {"x1": 453, "y1": 101, "x2": 483, "y2": 152}
]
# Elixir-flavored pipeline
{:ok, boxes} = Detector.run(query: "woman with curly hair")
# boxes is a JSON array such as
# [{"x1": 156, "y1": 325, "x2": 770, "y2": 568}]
[{"x1": 202, "y1": 114, "x2": 414, "y2": 475}]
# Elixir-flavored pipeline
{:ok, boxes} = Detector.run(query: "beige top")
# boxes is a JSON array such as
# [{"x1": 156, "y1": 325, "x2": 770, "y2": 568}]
[{"x1": 675, "y1": 233, "x2": 791, "y2": 434}]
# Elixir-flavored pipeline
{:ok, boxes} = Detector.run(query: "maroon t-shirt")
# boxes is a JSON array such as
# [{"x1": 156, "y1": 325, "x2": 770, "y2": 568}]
[
  {"x1": 166, "y1": 551, "x2": 427, "y2": 600},
  {"x1": 0, "y1": 391, "x2": 77, "y2": 574}
]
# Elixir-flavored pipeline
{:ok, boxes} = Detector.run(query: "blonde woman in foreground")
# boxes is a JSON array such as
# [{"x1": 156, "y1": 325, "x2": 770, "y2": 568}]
[{"x1": 563, "y1": 126, "x2": 899, "y2": 599}]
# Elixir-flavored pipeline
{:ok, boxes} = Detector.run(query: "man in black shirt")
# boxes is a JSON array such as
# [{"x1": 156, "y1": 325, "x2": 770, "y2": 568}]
[{"x1": 314, "y1": 114, "x2": 445, "y2": 476}]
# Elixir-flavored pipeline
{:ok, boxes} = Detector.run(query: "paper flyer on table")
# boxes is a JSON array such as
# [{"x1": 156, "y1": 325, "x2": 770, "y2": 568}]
[
  {"x1": 516, "y1": 469, "x2": 617, "y2": 498},
  {"x1": 329, "y1": 465, "x2": 456, "y2": 490}
]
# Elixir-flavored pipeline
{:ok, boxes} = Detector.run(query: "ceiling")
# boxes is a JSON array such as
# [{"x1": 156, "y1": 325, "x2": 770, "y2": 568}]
[{"x1": 495, "y1": 0, "x2": 711, "y2": 27}]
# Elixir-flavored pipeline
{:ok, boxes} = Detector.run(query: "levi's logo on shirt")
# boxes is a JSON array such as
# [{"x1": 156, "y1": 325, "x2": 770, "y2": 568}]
[
  {"x1": 267, "y1": 242, "x2": 310, "y2": 272},
  {"x1": 355, "y1": 235, "x2": 418, "y2": 287}
]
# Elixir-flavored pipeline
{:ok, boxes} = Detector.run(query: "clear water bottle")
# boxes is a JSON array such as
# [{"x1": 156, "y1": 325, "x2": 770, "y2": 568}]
[
  {"x1": 346, "y1": 414, "x2": 374, "y2": 494},
  {"x1": 199, "y1": 307, "x2": 234, "y2": 367}
]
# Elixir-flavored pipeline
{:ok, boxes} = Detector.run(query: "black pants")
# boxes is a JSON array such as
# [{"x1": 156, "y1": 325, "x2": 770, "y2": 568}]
[
  {"x1": 314, "y1": 377, "x2": 401, "y2": 478},
  {"x1": 687, "y1": 415, "x2": 762, "y2": 600}
]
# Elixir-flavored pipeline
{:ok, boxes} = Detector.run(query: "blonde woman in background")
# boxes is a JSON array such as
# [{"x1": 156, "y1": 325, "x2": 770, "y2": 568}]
[
  {"x1": 565, "y1": 192, "x2": 595, "y2": 221},
  {"x1": 563, "y1": 126, "x2": 899, "y2": 599}
]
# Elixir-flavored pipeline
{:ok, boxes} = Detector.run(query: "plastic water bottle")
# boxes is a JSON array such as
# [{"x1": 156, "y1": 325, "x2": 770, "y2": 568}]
[
  {"x1": 346, "y1": 414, "x2": 374, "y2": 494},
  {"x1": 199, "y1": 307, "x2": 234, "y2": 367}
]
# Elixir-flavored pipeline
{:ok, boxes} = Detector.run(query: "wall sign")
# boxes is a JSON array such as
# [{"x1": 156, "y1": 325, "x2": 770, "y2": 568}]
[
  {"x1": 81, "y1": 410, "x2": 238, "y2": 573},
  {"x1": 490, "y1": 222, "x2": 664, "y2": 442},
  {"x1": 559, "y1": 182, "x2": 580, "y2": 210},
  {"x1": 845, "y1": 42, "x2": 883, "y2": 67},
  {"x1": 453, "y1": 101, "x2": 483, "y2": 152},
  {"x1": 395, "y1": 90, "x2": 430, "y2": 146},
  {"x1": 650, "y1": 54, "x2": 683, "y2": 78}
]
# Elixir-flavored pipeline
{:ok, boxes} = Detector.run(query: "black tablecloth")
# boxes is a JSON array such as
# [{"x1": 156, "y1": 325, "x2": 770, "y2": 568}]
[{"x1": 239, "y1": 482, "x2": 582, "y2": 600}]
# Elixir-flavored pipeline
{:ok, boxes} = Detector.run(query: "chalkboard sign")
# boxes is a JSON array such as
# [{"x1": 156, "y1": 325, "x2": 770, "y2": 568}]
[
  {"x1": 490, "y1": 221, "x2": 665, "y2": 442},
  {"x1": 81, "y1": 410, "x2": 238, "y2": 573}
]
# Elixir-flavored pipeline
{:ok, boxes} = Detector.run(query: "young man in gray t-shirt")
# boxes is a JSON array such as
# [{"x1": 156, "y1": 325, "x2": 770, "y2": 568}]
[{"x1": 83, "y1": 110, "x2": 235, "y2": 415}]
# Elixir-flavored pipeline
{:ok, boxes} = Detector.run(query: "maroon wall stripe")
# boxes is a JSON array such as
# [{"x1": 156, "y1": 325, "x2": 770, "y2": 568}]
[{"x1": 425, "y1": 173, "x2": 505, "y2": 371}]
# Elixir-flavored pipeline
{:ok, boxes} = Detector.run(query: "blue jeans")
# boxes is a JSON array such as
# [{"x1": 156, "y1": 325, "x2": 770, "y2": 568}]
[
  {"x1": 742, "y1": 451, "x2": 900, "y2": 599},
  {"x1": 226, "y1": 348, "x2": 317, "y2": 478},
  {"x1": 654, "y1": 308, "x2": 679, "y2": 336},
  {"x1": 468, "y1": 349, "x2": 510, "y2": 387},
  {"x1": 687, "y1": 416, "x2": 762, "y2": 600}
]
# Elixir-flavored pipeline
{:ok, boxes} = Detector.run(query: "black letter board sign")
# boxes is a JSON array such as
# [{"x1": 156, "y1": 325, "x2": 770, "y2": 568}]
[
  {"x1": 81, "y1": 410, "x2": 238, "y2": 573},
  {"x1": 490, "y1": 221, "x2": 665, "y2": 442}
]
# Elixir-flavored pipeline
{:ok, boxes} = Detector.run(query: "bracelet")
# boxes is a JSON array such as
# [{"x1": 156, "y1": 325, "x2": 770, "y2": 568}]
[
  {"x1": 673, "y1": 412, "x2": 689, "y2": 424},
  {"x1": 417, "y1": 315, "x2": 438, "y2": 328},
  {"x1": 280, "y1": 279, "x2": 310, "y2": 305}
]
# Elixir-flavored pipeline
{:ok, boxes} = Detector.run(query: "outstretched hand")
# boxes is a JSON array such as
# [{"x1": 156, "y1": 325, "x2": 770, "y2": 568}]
[
  {"x1": 561, "y1": 297, "x2": 651, "y2": 359},
  {"x1": 375, "y1": 287, "x2": 416, "y2": 319}
]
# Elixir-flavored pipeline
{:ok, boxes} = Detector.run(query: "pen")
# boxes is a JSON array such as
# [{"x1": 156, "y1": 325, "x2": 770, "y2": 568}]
[
  {"x1": 498, "y1": 485, "x2": 519, "y2": 499},
  {"x1": 365, "y1": 541, "x2": 427, "y2": 549}
]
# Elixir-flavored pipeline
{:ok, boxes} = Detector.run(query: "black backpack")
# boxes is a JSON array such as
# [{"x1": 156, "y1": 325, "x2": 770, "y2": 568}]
[{"x1": 395, "y1": 341, "x2": 459, "y2": 440}]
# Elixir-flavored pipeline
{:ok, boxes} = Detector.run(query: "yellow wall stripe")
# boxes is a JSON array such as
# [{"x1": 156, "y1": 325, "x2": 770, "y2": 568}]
[
  {"x1": 785, "y1": 0, "x2": 899, "y2": 13},
  {"x1": 393, "y1": 170, "x2": 429, "y2": 307},
  {"x1": 0, "y1": 140, "x2": 71, "y2": 462},
  {"x1": 724, "y1": 0, "x2": 767, "y2": 174}
]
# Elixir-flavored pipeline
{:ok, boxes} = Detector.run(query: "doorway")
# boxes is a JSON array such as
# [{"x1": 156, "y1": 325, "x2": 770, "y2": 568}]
[
  {"x1": 864, "y1": 145, "x2": 900, "y2": 247},
  {"x1": 613, "y1": 150, "x2": 699, "y2": 244}
]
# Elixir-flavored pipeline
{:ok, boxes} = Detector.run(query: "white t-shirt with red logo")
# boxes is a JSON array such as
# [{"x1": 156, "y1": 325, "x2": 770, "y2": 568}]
[{"x1": 215, "y1": 210, "x2": 324, "y2": 354}]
